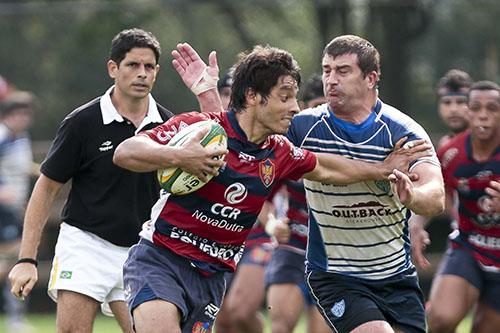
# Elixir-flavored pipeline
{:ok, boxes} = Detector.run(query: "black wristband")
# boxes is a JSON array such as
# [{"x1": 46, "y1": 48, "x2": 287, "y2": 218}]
[{"x1": 15, "y1": 258, "x2": 38, "y2": 267}]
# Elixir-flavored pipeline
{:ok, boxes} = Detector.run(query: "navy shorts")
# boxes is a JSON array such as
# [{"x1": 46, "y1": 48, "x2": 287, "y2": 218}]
[
  {"x1": 123, "y1": 239, "x2": 226, "y2": 333},
  {"x1": 439, "y1": 245, "x2": 500, "y2": 312},
  {"x1": 306, "y1": 269, "x2": 426, "y2": 333},
  {"x1": 265, "y1": 247, "x2": 313, "y2": 305}
]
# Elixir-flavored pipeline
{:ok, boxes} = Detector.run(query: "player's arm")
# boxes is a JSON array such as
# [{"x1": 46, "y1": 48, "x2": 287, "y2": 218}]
[
  {"x1": 172, "y1": 42, "x2": 224, "y2": 114},
  {"x1": 303, "y1": 137, "x2": 432, "y2": 185},
  {"x1": 389, "y1": 162, "x2": 445, "y2": 217},
  {"x1": 8, "y1": 174, "x2": 64, "y2": 299},
  {"x1": 113, "y1": 130, "x2": 226, "y2": 181}
]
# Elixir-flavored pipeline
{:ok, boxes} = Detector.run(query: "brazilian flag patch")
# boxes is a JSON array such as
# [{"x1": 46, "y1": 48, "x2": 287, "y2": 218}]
[{"x1": 60, "y1": 271, "x2": 72, "y2": 279}]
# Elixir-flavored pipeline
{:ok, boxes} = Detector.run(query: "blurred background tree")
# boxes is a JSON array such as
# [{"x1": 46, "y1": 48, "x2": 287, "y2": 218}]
[{"x1": 0, "y1": 0, "x2": 499, "y2": 141}]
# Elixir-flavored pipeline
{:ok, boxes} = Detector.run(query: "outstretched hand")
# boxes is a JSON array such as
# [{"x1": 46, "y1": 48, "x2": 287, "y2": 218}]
[
  {"x1": 172, "y1": 42, "x2": 219, "y2": 91},
  {"x1": 383, "y1": 138, "x2": 432, "y2": 177}
]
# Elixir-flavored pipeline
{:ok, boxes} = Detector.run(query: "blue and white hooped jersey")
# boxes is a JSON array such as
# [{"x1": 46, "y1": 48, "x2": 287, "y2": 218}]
[{"x1": 287, "y1": 100, "x2": 439, "y2": 280}]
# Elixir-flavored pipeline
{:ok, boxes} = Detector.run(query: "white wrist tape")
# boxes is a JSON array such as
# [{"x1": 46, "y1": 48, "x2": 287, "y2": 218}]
[
  {"x1": 190, "y1": 67, "x2": 219, "y2": 96},
  {"x1": 265, "y1": 214, "x2": 280, "y2": 236}
]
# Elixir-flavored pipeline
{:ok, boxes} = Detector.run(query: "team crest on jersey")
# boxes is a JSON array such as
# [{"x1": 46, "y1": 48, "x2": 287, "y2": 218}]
[
  {"x1": 375, "y1": 180, "x2": 391, "y2": 193},
  {"x1": 331, "y1": 299, "x2": 345, "y2": 318},
  {"x1": 191, "y1": 321, "x2": 212, "y2": 333},
  {"x1": 259, "y1": 158, "x2": 275, "y2": 187}
]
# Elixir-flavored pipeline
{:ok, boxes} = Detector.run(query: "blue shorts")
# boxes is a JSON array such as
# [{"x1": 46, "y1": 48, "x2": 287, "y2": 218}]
[
  {"x1": 439, "y1": 245, "x2": 500, "y2": 312},
  {"x1": 224, "y1": 242, "x2": 272, "y2": 290},
  {"x1": 265, "y1": 247, "x2": 313, "y2": 306},
  {"x1": 123, "y1": 239, "x2": 226, "y2": 333},
  {"x1": 306, "y1": 269, "x2": 426, "y2": 333}
]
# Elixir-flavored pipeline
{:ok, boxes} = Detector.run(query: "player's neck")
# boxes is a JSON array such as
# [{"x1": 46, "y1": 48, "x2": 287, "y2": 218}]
[
  {"x1": 471, "y1": 134, "x2": 500, "y2": 162},
  {"x1": 234, "y1": 110, "x2": 268, "y2": 144},
  {"x1": 332, "y1": 95, "x2": 377, "y2": 124}
]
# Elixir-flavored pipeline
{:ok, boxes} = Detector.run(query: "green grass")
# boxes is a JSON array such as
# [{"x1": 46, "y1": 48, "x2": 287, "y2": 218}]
[{"x1": 1, "y1": 312, "x2": 472, "y2": 333}]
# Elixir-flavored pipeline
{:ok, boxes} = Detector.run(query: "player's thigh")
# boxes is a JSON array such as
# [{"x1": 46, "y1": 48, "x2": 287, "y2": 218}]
[
  {"x1": 267, "y1": 283, "x2": 304, "y2": 325},
  {"x1": 133, "y1": 299, "x2": 182, "y2": 333},
  {"x1": 428, "y1": 274, "x2": 479, "y2": 323},
  {"x1": 56, "y1": 290, "x2": 100, "y2": 332},
  {"x1": 109, "y1": 300, "x2": 134, "y2": 333},
  {"x1": 472, "y1": 302, "x2": 500, "y2": 333},
  {"x1": 351, "y1": 320, "x2": 394, "y2": 333},
  {"x1": 226, "y1": 263, "x2": 266, "y2": 311},
  {"x1": 306, "y1": 306, "x2": 331, "y2": 333}
]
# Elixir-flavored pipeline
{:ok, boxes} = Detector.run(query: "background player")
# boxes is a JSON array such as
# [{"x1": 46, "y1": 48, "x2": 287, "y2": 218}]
[{"x1": 426, "y1": 80, "x2": 500, "y2": 333}]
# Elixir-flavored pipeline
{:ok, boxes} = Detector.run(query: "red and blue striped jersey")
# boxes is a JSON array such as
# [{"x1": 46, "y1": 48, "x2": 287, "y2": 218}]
[
  {"x1": 140, "y1": 110, "x2": 316, "y2": 273},
  {"x1": 438, "y1": 131, "x2": 500, "y2": 268}
]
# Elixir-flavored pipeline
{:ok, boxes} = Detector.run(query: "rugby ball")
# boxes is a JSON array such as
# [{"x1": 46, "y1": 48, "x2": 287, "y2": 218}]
[{"x1": 157, "y1": 120, "x2": 227, "y2": 195}]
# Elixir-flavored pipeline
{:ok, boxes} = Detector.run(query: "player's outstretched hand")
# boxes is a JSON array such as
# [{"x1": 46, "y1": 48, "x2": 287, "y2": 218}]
[
  {"x1": 176, "y1": 125, "x2": 227, "y2": 182},
  {"x1": 485, "y1": 180, "x2": 500, "y2": 213},
  {"x1": 172, "y1": 42, "x2": 219, "y2": 92},
  {"x1": 383, "y1": 138, "x2": 432, "y2": 177},
  {"x1": 388, "y1": 169, "x2": 415, "y2": 207},
  {"x1": 8, "y1": 263, "x2": 38, "y2": 301},
  {"x1": 265, "y1": 213, "x2": 291, "y2": 244}
]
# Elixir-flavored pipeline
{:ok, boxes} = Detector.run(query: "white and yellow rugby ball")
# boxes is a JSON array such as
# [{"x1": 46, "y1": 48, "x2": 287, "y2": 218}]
[{"x1": 157, "y1": 120, "x2": 227, "y2": 195}]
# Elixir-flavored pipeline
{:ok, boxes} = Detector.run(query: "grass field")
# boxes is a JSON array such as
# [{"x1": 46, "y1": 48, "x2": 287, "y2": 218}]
[{"x1": 0, "y1": 312, "x2": 472, "y2": 332}]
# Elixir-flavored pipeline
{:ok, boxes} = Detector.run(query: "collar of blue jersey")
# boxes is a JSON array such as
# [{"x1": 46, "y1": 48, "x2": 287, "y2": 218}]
[
  {"x1": 226, "y1": 108, "x2": 275, "y2": 160},
  {"x1": 100, "y1": 86, "x2": 164, "y2": 130},
  {"x1": 327, "y1": 99, "x2": 382, "y2": 131}
]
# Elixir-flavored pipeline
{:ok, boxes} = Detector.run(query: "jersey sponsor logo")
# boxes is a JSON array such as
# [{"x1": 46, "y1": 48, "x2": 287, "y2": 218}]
[
  {"x1": 475, "y1": 196, "x2": 500, "y2": 228},
  {"x1": 468, "y1": 233, "x2": 500, "y2": 250},
  {"x1": 291, "y1": 146, "x2": 305, "y2": 159},
  {"x1": 191, "y1": 321, "x2": 212, "y2": 333},
  {"x1": 375, "y1": 180, "x2": 391, "y2": 193},
  {"x1": 170, "y1": 227, "x2": 242, "y2": 260},
  {"x1": 224, "y1": 183, "x2": 247, "y2": 204},
  {"x1": 331, "y1": 299, "x2": 345, "y2": 318},
  {"x1": 238, "y1": 151, "x2": 256, "y2": 163},
  {"x1": 331, "y1": 201, "x2": 392, "y2": 223},
  {"x1": 98, "y1": 140, "x2": 113, "y2": 152},
  {"x1": 442, "y1": 147, "x2": 458, "y2": 168},
  {"x1": 204, "y1": 303, "x2": 220, "y2": 320},
  {"x1": 290, "y1": 223, "x2": 308, "y2": 236},
  {"x1": 192, "y1": 209, "x2": 244, "y2": 232},
  {"x1": 155, "y1": 121, "x2": 189, "y2": 142},
  {"x1": 259, "y1": 158, "x2": 275, "y2": 187}
]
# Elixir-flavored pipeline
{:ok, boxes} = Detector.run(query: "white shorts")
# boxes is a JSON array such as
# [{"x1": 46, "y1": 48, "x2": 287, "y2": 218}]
[{"x1": 48, "y1": 223, "x2": 130, "y2": 316}]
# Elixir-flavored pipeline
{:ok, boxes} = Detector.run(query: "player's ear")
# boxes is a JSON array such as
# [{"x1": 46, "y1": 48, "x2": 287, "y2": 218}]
[
  {"x1": 245, "y1": 88, "x2": 258, "y2": 106},
  {"x1": 107, "y1": 60, "x2": 118, "y2": 79},
  {"x1": 366, "y1": 71, "x2": 378, "y2": 90}
]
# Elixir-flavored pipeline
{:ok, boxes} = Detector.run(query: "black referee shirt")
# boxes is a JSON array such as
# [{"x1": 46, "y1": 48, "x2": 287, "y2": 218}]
[{"x1": 41, "y1": 88, "x2": 173, "y2": 247}]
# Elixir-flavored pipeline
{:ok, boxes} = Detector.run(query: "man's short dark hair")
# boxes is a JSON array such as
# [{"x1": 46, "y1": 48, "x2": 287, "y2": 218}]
[
  {"x1": 323, "y1": 35, "x2": 381, "y2": 79},
  {"x1": 109, "y1": 28, "x2": 161, "y2": 66},
  {"x1": 0, "y1": 91, "x2": 35, "y2": 117},
  {"x1": 437, "y1": 69, "x2": 473, "y2": 96},
  {"x1": 468, "y1": 80, "x2": 500, "y2": 99},
  {"x1": 302, "y1": 74, "x2": 323, "y2": 103},
  {"x1": 230, "y1": 45, "x2": 301, "y2": 111}
]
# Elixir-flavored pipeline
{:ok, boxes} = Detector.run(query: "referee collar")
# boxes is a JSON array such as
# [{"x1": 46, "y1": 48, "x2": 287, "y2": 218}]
[{"x1": 100, "y1": 86, "x2": 164, "y2": 133}]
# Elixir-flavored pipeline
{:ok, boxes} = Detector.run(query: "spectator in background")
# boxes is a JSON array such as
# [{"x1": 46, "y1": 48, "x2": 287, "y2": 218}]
[
  {"x1": 7, "y1": 28, "x2": 181, "y2": 333},
  {"x1": 0, "y1": 90, "x2": 36, "y2": 333},
  {"x1": 427, "y1": 81, "x2": 500, "y2": 333},
  {"x1": 264, "y1": 74, "x2": 331, "y2": 333}
]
